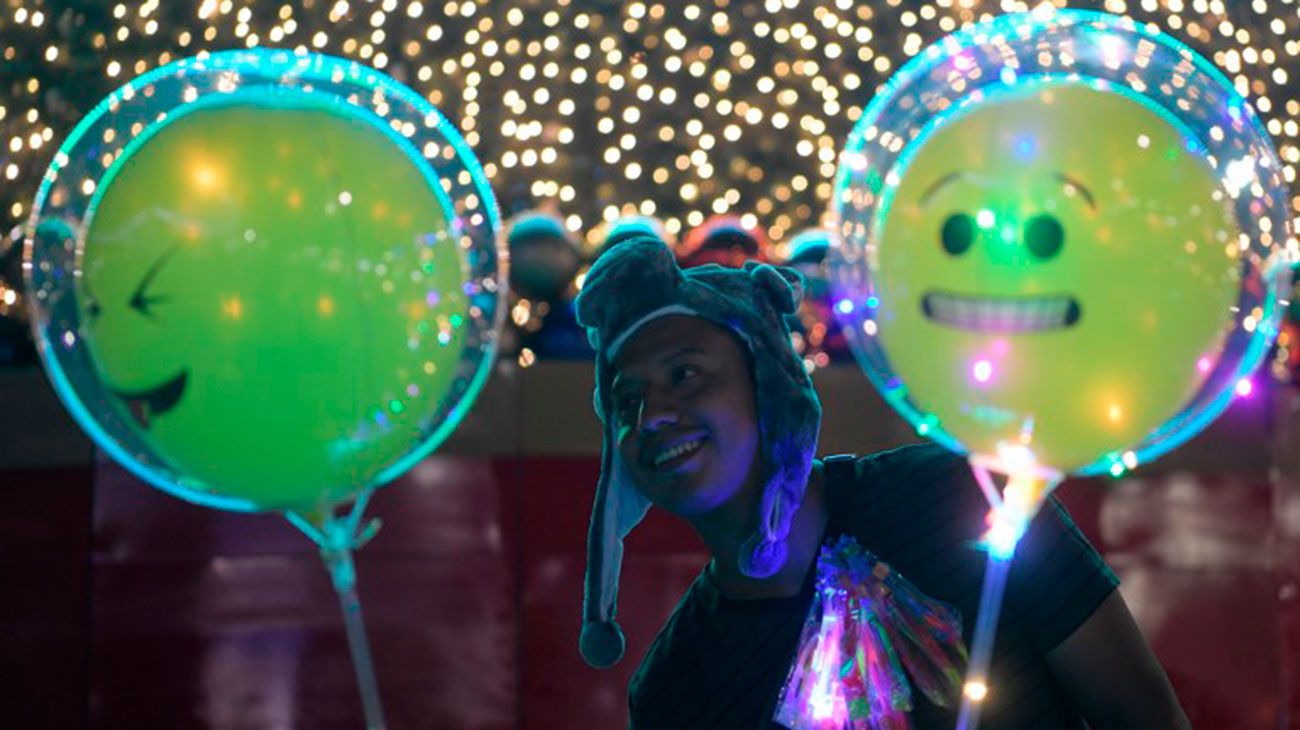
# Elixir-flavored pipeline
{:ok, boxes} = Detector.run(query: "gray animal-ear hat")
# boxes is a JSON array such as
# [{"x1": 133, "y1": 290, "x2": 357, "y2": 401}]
[{"x1": 573, "y1": 235, "x2": 822, "y2": 668}]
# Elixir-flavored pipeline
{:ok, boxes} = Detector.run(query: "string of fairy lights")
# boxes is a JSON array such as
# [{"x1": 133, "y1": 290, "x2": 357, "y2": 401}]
[{"x1": 2, "y1": 0, "x2": 1300, "y2": 331}]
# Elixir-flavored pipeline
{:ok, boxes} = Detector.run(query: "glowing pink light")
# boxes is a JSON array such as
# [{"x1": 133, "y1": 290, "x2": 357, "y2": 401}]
[
  {"x1": 1235, "y1": 378, "x2": 1253, "y2": 397},
  {"x1": 972, "y1": 359, "x2": 994, "y2": 383},
  {"x1": 1196, "y1": 357, "x2": 1211, "y2": 374}
]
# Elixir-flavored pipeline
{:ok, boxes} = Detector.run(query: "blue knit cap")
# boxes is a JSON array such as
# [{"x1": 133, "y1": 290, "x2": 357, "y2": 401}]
[{"x1": 573, "y1": 235, "x2": 822, "y2": 668}]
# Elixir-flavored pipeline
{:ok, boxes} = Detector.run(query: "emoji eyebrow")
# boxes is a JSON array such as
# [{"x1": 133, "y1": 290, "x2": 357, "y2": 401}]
[
  {"x1": 919, "y1": 170, "x2": 1096, "y2": 213},
  {"x1": 1054, "y1": 172, "x2": 1097, "y2": 212},
  {"x1": 919, "y1": 171, "x2": 965, "y2": 207}
]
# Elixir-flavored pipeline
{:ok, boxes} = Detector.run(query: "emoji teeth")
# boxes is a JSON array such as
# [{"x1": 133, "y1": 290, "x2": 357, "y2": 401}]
[
  {"x1": 922, "y1": 292, "x2": 1081, "y2": 333},
  {"x1": 652, "y1": 439, "x2": 703, "y2": 467}
]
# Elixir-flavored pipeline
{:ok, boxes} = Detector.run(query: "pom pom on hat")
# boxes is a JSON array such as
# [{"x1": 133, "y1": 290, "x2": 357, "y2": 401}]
[{"x1": 580, "y1": 620, "x2": 627, "y2": 669}]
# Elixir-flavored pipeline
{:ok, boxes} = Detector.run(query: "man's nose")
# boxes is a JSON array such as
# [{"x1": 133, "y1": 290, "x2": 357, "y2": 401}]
[{"x1": 638, "y1": 390, "x2": 679, "y2": 432}]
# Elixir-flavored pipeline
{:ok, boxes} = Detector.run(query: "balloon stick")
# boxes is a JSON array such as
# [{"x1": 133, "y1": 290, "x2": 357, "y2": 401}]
[
  {"x1": 954, "y1": 547, "x2": 1010, "y2": 730},
  {"x1": 288, "y1": 490, "x2": 386, "y2": 730},
  {"x1": 956, "y1": 452, "x2": 1060, "y2": 730}
]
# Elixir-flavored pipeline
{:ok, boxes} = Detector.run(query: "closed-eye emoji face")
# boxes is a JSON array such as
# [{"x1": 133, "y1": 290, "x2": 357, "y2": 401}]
[
  {"x1": 79, "y1": 95, "x2": 469, "y2": 509},
  {"x1": 874, "y1": 82, "x2": 1241, "y2": 471}
]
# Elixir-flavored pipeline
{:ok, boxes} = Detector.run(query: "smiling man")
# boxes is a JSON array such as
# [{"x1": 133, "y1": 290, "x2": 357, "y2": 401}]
[{"x1": 573, "y1": 235, "x2": 1189, "y2": 729}]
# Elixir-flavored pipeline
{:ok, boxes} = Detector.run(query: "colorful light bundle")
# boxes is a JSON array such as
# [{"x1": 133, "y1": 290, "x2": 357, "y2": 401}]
[{"x1": 774, "y1": 536, "x2": 966, "y2": 730}]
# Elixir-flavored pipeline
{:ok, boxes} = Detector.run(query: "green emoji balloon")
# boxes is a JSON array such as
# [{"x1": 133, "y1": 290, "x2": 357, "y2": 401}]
[
  {"x1": 79, "y1": 97, "x2": 467, "y2": 509},
  {"x1": 27, "y1": 52, "x2": 503, "y2": 513},
  {"x1": 872, "y1": 83, "x2": 1240, "y2": 472}
]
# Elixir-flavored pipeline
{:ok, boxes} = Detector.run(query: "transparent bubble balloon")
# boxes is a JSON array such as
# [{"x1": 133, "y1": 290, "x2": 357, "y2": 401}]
[
  {"x1": 831, "y1": 10, "x2": 1292, "y2": 476},
  {"x1": 25, "y1": 50, "x2": 505, "y2": 511}
]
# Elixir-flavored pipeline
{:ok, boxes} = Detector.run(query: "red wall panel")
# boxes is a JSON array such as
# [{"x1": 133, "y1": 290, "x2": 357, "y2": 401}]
[{"x1": 2, "y1": 436, "x2": 1297, "y2": 727}]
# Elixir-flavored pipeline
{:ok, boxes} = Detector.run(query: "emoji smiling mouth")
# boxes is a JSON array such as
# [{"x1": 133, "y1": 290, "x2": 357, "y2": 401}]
[
  {"x1": 114, "y1": 370, "x2": 188, "y2": 429},
  {"x1": 922, "y1": 290, "x2": 1081, "y2": 333}
]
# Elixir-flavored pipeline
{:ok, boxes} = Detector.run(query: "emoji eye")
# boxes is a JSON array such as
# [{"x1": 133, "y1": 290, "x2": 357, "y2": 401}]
[
  {"x1": 130, "y1": 286, "x2": 168, "y2": 319},
  {"x1": 128, "y1": 246, "x2": 177, "y2": 320},
  {"x1": 1025, "y1": 214, "x2": 1064, "y2": 260},
  {"x1": 940, "y1": 213, "x2": 975, "y2": 256}
]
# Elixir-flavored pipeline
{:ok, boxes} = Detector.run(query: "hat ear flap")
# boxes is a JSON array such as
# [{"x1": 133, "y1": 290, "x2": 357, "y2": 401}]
[
  {"x1": 580, "y1": 435, "x2": 651, "y2": 668},
  {"x1": 748, "y1": 263, "x2": 804, "y2": 315}
]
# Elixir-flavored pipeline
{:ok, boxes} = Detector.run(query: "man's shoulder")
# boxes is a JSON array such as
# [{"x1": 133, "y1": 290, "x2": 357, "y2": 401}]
[
  {"x1": 825, "y1": 441, "x2": 981, "y2": 536},
  {"x1": 828, "y1": 442, "x2": 968, "y2": 498},
  {"x1": 861, "y1": 441, "x2": 965, "y2": 480}
]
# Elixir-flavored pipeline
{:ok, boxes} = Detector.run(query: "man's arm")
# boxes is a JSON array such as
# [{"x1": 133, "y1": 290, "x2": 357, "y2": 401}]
[{"x1": 1044, "y1": 590, "x2": 1190, "y2": 730}]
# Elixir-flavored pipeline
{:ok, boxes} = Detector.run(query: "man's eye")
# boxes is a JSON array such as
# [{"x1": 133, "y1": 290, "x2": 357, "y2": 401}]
[{"x1": 673, "y1": 364, "x2": 700, "y2": 383}]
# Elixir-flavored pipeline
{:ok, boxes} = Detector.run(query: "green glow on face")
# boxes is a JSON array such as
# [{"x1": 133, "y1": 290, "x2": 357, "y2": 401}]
[
  {"x1": 875, "y1": 83, "x2": 1241, "y2": 471},
  {"x1": 78, "y1": 94, "x2": 468, "y2": 510}
]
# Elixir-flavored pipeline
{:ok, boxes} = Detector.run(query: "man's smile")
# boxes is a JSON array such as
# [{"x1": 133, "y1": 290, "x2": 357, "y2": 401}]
[
  {"x1": 113, "y1": 370, "x2": 188, "y2": 429},
  {"x1": 922, "y1": 290, "x2": 1081, "y2": 333},
  {"x1": 643, "y1": 432, "x2": 708, "y2": 472}
]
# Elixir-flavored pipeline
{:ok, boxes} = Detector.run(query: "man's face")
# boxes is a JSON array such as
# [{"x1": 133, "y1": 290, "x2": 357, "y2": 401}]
[{"x1": 611, "y1": 315, "x2": 760, "y2": 517}]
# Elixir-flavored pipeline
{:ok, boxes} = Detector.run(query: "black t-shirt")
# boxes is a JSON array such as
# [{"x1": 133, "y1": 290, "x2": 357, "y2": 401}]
[{"x1": 627, "y1": 443, "x2": 1119, "y2": 729}]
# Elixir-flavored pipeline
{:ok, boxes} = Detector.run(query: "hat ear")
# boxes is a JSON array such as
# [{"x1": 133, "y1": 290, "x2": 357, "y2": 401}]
[
  {"x1": 575, "y1": 235, "x2": 682, "y2": 331},
  {"x1": 747, "y1": 262, "x2": 804, "y2": 315}
]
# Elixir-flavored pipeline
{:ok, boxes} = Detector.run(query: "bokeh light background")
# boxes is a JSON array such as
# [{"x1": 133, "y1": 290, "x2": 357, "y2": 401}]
[{"x1": 3, "y1": 0, "x2": 1300, "y2": 364}]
